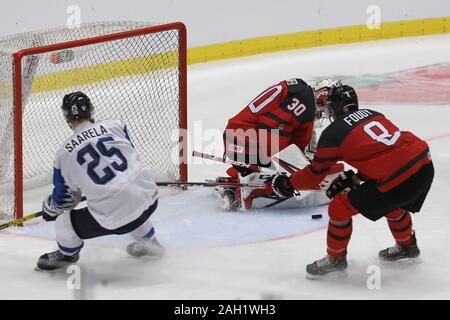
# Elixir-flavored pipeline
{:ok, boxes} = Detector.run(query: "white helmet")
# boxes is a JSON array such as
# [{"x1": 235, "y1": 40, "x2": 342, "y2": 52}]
[{"x1": 313, "y1": 79, "x2": 343, "y2": 108}]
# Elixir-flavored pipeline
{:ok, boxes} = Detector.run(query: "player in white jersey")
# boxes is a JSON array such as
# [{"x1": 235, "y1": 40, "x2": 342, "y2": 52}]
[{"x1": 36, "y1": 92, "x2": 164, "y2": 271}]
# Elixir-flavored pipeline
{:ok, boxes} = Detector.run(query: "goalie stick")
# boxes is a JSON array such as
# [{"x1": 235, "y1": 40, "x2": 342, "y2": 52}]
[
  {"x1": 192, "y1": 151, "x2": 262, "y2": 172},
  {"x1": 156, "y1": 181, "x2": 266, "y2": 189},
  {"x1": 194, "y1": 149, "x2": 343, "y2": 190},
  {"x1": 193, "y1": 149, "x2": 308, "y2": 176}
]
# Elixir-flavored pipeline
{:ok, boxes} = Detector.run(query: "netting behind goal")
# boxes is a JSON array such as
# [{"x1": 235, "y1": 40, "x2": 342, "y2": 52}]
[{"x1": 0, "y1": 21, "x2": 187, "y2": 220}]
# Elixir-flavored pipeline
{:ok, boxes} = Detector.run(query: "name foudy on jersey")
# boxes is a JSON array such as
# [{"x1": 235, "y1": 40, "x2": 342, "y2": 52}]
[{"x1": 341, "y1": 110, "x2": 374, "y2": 126}]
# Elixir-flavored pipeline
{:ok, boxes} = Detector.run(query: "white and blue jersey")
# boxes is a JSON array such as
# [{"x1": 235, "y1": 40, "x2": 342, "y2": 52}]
[{"x1": 52, "y1": 119, "x2": 159, "y2": 229}]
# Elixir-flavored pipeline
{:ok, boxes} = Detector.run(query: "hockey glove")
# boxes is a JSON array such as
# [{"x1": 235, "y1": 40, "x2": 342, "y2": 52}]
[
  {"x1": 42, "y1": 195, "x2": 67, "y2": 221},
  {"x1": 271, "y1": 174, "x2": 294, "y2": 198},
  {"x1": 326, "y1": 170, "x2": 357, "y2": 199}
]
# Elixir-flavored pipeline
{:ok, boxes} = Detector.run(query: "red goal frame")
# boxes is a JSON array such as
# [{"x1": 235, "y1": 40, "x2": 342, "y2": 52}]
[{"x1": 12, "y1": 22, "x2": 188, "y2": 220}]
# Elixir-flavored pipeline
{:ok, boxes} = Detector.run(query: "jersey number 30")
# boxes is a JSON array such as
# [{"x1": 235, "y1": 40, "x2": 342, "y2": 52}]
[
  {"x1": 248, "y1": 85, "x2": 306, "y2": 117},
  {"x1": 77, "y1": 136, "x2": 128, "y2": 184}
]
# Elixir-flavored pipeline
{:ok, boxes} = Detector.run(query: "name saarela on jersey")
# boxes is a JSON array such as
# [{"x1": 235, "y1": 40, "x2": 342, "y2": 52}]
[{"x1": 65, "y1": 125, "x2": 109, "y2": 153}]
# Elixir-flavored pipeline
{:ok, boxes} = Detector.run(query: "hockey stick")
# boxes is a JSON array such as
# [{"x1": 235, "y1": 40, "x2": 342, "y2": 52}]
[
  {"x1": 192, "y1": 149, "x2": 307, "y2": 175},
  {"x1": 0, "y1": 211, "x2": 43, "y2": 230},
  {"x1": 0, "y1": 179, "x2": 267, "y2": 230},
  {"x1": 0, "y1": 178, "x2": 268, "y2": 230},
  {"x1": 156, "y1": 181, "x2": 267, "y2": 189},
  {"x1": 193, "y1": 150, "x2": 311, "y2": 207},
  {"x1": 0, "y1": 196, "x2": 87, "y2": 231},
  {"x1": 192, "y1": 151, "x2": 262, "y2": 172}
]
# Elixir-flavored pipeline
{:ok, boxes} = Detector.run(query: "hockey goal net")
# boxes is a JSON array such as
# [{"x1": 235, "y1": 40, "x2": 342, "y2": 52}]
[{"x1": 0, "y1": 21, "x2": 187, "y2": 221}]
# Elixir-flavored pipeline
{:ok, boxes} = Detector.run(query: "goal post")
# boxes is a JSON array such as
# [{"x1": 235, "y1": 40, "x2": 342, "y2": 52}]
[{"x1": 0, "y1": 21, "x2": 187, "y2": 221}]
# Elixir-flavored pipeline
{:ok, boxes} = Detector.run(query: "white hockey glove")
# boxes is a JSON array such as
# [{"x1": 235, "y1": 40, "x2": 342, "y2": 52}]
[
  {"x1": 41, "y1": 188, "x2": 82, "y2": 222},
  {"x1": 42, "y1": 196, "x2": 66, "y2": 221}
]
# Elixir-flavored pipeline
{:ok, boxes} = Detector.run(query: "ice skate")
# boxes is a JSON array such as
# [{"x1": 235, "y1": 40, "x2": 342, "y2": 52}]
[
  {"x1": 214, "y1": 169, "x2": 241, "y2": 211},
  {"x1": 35, "y1": 250, "x2": 79, "y2": 271},
  {"x1": 127, "y1": 237, "x2": 165, "y2": 258},
  {"x1": 306, "y1": 255, "x2": 348, "y2": 279},
  {"x1": 379, "y1": 232, "x2": 421, "y2": 264},
  {"x1": 215, "y1": 187, "x2": 240, "y2": 211}
]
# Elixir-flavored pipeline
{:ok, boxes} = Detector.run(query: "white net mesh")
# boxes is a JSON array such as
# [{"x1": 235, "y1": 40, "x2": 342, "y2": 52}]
[{"x1": 0, "y1": 22, "x2": 185, "y2": 220}]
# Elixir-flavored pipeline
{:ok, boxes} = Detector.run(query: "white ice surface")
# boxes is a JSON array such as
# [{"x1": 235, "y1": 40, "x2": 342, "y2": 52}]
[{"x1": 1, "y1": 34, "x2": 450, "y2": 299}]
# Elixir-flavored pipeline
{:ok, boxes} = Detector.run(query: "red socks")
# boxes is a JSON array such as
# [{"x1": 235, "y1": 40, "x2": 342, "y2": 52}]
[
  {"x1": 386, "y1": 209, "x2": 414, "y2": 246},
  {"x1": 327, "y1": 219, "x2": 353, "y2": 257}
]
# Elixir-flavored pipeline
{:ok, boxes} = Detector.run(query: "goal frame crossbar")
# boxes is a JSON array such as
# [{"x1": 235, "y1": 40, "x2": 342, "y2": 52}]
[{"x1": 11, "y1": 22, "x2": 188, "y2": 219}]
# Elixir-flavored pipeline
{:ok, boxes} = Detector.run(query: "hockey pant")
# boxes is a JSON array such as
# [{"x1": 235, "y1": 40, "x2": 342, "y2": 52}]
[
  {"x1": 326, "y1": 162, "x2": 434, "y2": 257},
  {"x1": 55, "y1": 200, "x2": 158, "y2": 256}
]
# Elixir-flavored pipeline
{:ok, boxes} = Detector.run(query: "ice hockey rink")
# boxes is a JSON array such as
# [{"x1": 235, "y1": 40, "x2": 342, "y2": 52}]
[{"x1": 1, "y1": 33, "x2": 450, "y2": 299}]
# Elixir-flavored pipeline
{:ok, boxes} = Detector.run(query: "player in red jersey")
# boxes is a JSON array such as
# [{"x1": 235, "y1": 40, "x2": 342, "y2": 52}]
[
  {"x1": 271, "y1": 84, "x2": 434, "y2": 278},
  {"x1": 217, "y1": 78, "x2": 335, "y2": 210},
  {"x1": 224, "y1": 78, "x2": 317, "y2": 169}
]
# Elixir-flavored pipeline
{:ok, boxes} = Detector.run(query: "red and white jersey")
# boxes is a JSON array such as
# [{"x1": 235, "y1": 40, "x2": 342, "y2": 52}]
[
  {"x1": 291, "y1": 109, "x2": 431, "y2": 192},
  {"x1": 224, "y1": 78, "x2": 316, "y2": 162}
]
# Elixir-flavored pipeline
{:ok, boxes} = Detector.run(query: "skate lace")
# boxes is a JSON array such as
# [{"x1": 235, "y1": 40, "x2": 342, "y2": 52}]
[
  {"x1": 388, "y1": 245, "x2": 402, "y2": 255},
  {"x1": 316, "y1": 256, "x2": 332, "y2": 267},
  {"x1": 48, "y1": 251, "x2": 65, "y2": 261}
]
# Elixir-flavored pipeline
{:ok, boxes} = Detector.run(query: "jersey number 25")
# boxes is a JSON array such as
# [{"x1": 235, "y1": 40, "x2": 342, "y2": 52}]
[{"x1": 77, "y1": 136, "x2": 128, "y2": 185}]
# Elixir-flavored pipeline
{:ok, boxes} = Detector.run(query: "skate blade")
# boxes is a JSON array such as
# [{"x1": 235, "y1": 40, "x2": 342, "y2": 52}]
[
  {"x1": 379, "y1": 257, "x2": 422, "y2": 266},
  {"x1": 127, "y1": 249, "x2": 165, "y2": 259},
  {"x1": 305, "y1": 269, "x2": 348, "y2": 280},
  {"x1": 34, "y1": 266, "x2": 63, "y2": 272},
  {"x1": 129, "y1": 253, "x2": 165, "y2": 259}
]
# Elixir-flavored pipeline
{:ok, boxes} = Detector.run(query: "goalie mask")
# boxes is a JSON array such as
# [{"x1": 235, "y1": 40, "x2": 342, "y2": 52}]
[
  {"x1": 313, "y1": 79, "x2": 343, "y2": 108},
  {"x1": 62, "y1": 91, "x2": 94, "y2": 123},
  {"x1": 326, "y1": 85, "x2": 359, "y2": 120}
]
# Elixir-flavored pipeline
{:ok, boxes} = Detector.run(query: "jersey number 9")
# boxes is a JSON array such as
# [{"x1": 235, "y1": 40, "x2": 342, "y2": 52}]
[{"x1": 77, "y1": 136, "x2": 128, "y2": 185}]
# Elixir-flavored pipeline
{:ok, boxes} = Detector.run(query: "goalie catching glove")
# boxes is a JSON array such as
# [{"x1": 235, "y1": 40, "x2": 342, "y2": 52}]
[
  {"x1": 271, "y1": 174, "x2": 294, "y2": 198},
  {"x1": 42, "y1": 188, "x2": 82, "y2": 221}
]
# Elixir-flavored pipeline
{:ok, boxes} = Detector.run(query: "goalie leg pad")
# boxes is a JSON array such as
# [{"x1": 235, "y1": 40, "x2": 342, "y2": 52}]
[{"x1": 238, "y1": 172, "x2": 275, "y2": 210}]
